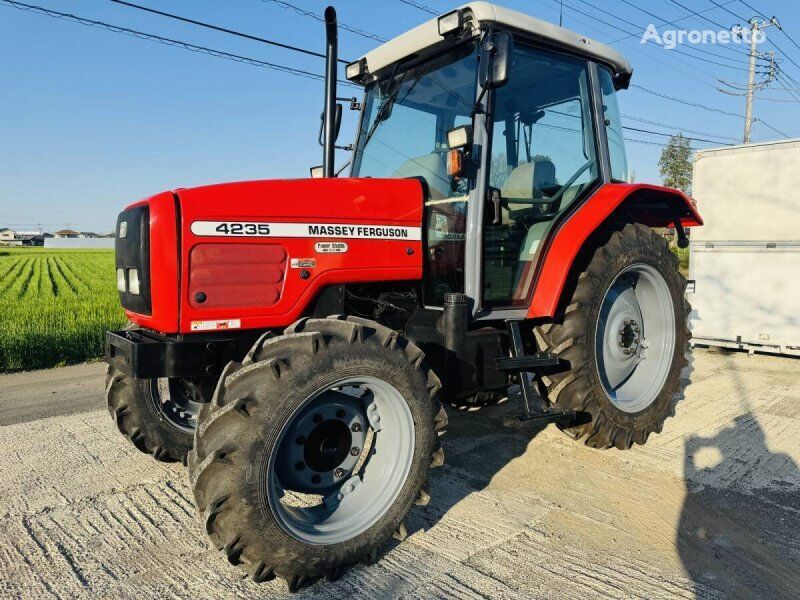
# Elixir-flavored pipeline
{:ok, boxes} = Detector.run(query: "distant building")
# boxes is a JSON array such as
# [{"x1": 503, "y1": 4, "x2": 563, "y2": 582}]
[
  {"x1": 78, "y1": 231, "x2": 98, "y2": 239},
  {"x1": 1, "y1": 227, "x2": 21, "y2": 246},
  {"x1": 54, "y1": 229, "x2": 79, "y2": 238},
  {"x1": 17, "y1": 233, "x2": 51, "y2": 246}
]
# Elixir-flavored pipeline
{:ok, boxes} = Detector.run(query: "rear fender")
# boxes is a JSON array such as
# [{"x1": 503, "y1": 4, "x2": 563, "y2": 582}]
[{"x1": 527, "y1": 183, "x2": 702, "y2": 319}]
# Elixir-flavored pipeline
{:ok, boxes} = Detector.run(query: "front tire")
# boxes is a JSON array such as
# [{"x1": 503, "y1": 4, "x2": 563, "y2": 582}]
[
  {"x1": 535, "y1": 223, "x2": 690, "y2": 450},
  {"x1": 187, "y1": 316, "x2": 446, "y2": 591},
  {"x1": 106, "y1": 367, "x2": 203, "y2": 463}
]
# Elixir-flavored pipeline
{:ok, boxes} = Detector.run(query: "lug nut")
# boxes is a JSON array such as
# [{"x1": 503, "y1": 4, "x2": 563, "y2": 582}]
[
  {"x1": 334, "y1": 468, "x2": 345, "y2": 478},
  {"x1": 295, "y1": 461, "x2": 305, "y2": 471},
  {"x1": 311, "y1": 474, "x2": 321, "y2": 484},
  {"x1": 350, "y1": 447, "x2": 360, "y2": 457},
  {"x1": 351, "y1": 423, "x2": 362, "y2": 432},
  {"x1": 313, "y1": 413, "x2": 324, "y2": 423},
  {"x1": 634, "y1": 327, "x2": 640, "y2": 333},
  {"x1": 336, "y1": 408, "x2": 346, "y2": 419}
]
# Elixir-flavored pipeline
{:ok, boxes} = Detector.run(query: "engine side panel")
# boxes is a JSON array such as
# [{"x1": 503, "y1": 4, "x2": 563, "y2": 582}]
[
  {"x1": 177, "y1": 178, "x2": 424, "y2": 333},
  {"x1": 527, "y1": 182, "x2": 702, "y2": 319}
]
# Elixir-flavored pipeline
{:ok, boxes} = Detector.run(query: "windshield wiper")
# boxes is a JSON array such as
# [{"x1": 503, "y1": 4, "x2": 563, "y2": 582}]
[{"x1": 360, "y1": 62, "x2": 410, "y2": 150}]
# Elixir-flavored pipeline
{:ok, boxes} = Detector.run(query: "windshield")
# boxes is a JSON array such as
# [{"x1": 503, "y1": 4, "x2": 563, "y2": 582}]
[{"x1": 351, "y1": 43, "x2": 478, "y2": 200}]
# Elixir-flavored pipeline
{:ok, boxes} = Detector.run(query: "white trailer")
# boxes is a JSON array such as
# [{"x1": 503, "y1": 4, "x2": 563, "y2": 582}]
[{"x1": 689, "y1": 138, "x2": 800, "y2": 356}]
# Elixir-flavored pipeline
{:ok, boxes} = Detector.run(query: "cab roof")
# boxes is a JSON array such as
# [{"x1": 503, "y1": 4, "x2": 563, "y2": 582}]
[{"x1": 355, "y1": 2, "x2": 632, "y2": 86}]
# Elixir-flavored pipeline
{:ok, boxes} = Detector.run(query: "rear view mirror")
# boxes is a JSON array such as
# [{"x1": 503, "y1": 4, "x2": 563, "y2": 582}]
[
  {"x1": 479, "y1": 31, "x2": 513, "y2": 90},
  {"x1": 318, "y1": 103, "x2": 343, "y2": 146}
]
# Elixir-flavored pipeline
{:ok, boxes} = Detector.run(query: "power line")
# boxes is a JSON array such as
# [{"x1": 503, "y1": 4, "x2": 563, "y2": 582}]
[
  {"x1": 616, "y1": 0, "x2": 750, "y2": 60},
  {"x1": 608, "y1": 0, "x2": 742, "y2": 44},
  {"x1": 706, "y1": 0, "x2": 747, "y2": 23},
  {"x1": 0, "y1": 0, "x2": 356, "y2": 86},
  {"x1": 260, "y1": 0, "x2": 386, "y2": 42},
  {"x1": 621, "y1": 125, "x2": 727, "y2": 146},
  {"x1": 667, "y1": 0, "x2": 728, "y2": 31},
  {"x1": 621, "y1": 114, "x2": 739, "y2": 142},
  {"x1": 107, "y1": 0, "x2": 346, "y2": 63},
  {"x1": 632, "y1": 84, "x2": 745, "y2": 117},
  {"x1": 556, "y1": 0, "x2": 755, "y2": 72},
  {"x1": 398, "y1": 0, "x2": 438, "y2": 16}
]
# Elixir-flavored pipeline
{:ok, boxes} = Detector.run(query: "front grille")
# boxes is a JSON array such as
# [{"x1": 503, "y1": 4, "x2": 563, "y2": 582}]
[{"x1": 115, "y1": 205, "x2": 152, "y2": 315}]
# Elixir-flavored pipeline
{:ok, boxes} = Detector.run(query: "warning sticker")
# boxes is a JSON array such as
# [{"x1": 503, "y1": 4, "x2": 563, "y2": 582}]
[
  {"x1": 314, "y1": 241, "x2": 348, "y2": 254},
  {"x1": 190, "y1": 319, "x2": 242, "y2": 331},
  {"x1": 290, "y1": 258, "x2": 317, "y2": 268}
]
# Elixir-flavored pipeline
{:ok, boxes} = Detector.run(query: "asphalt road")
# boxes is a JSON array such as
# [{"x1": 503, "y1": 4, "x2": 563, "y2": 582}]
[
  {"x1": 1, "y1": 350, "x2": 798, "y2": 599},
  {"x1": 0, "y1": 362, "x2": 106, "y2": 426}
]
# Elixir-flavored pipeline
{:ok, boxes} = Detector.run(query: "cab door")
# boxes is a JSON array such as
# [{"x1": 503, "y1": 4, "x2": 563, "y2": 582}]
[{"x1": 479, "y1": 43, "x2": 601, "y2": 310}]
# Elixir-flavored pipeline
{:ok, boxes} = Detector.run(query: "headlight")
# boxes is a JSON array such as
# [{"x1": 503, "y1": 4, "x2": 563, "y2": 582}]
[
  {"x1": 116, "y1": 268, "x2": 126, "y2": 292},
  {"x1": 447, "y1": 125, "x2": 473, "y2": 149},
  {"x1": 346, "y1": 58, "x2": 366, "y2": 81},
  {"x1": 128, "y1": 268, "x2": 140, "y2": 295},
  {"x1": 438, "y1": 9, "x2": 463, "y2": 36}
]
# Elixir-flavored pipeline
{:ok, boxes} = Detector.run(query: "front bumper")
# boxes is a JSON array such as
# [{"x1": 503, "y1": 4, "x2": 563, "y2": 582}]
[{"x1": 105, "y1": 328, "x2": 242, "y2": 379}]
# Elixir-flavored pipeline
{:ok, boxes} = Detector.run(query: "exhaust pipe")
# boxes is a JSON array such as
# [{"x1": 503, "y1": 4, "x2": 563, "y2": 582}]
[{"x1": 323, "y1": 6, "x2": 338, "y2": 178}]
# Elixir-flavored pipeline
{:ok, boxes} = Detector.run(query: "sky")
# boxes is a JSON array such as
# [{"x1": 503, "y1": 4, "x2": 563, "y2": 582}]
[{"x1": 1, "y1": 0, "x2": 799, "y2": 233}]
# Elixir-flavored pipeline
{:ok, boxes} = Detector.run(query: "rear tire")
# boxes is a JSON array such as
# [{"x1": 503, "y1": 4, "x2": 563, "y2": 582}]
[
  {"x1": 187, "y1": 316, "x2": 446, "y2": 591},
  {"x1": 105, "y1": 367, "x2": 203, "y2": 463},
  {"x1": 535, "y1": 223, "x2": 690, "y2": 450}
]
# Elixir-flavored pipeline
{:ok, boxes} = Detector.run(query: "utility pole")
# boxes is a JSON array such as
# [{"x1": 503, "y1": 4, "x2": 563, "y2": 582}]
[{"x1": 736, "y1": 16, "x2": 779, "y2": 144}]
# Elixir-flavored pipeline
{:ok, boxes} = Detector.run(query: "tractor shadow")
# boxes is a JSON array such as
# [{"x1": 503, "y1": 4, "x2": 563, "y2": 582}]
[
  {"x1": 675, "y1": 357, "x2": 800, "y2": 599},
  {"x1": 402, "y1": 391, "x2": 551, "y2": 537}
]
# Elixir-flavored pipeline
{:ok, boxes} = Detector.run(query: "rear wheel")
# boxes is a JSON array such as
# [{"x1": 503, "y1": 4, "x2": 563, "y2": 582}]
[
  {"x1": 106, "y1": 368, "x2": 203, "y2": 463},
  {"x1": 188, "y1": 316, "x2": 446, "y2": 591},
  {"x1": 535, "y1": 223, "x2": 690, "y2": 449}
]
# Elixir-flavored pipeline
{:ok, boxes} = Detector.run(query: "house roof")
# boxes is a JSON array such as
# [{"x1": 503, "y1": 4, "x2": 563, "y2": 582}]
[{"x1": 54, "y1": 229, "x2": 80, "y2": 235}]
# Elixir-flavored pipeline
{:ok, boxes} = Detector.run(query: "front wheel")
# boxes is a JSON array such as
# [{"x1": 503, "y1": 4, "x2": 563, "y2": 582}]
[
  {"x1": 106, "y1": 368, "x2": 205, "y2": 463},
  {"x1": 187, "y1": 316, "x2": 446, "y2": 591},
  {"x1": 535, "y1": 223, "x2": 690, "y2": 450}
]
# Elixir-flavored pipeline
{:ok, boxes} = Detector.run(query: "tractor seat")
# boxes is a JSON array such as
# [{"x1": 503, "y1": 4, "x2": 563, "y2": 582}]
[
  {"x1": 392, "y1": 152, "x2": 450, "y2": 200},
  {"x1": 500, "y1": 158, "x2": 557, "y2": 216}
]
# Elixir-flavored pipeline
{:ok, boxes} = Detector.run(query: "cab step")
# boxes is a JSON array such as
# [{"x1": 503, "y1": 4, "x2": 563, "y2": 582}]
[{"x1": 503, "y1": 319, "x2": 575, "y2": 426}]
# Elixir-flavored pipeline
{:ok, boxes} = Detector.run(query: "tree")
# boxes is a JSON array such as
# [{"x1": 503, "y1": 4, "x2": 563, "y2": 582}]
[{"x1": 658, "y1": 134, "x2": 693, "y2": 193}]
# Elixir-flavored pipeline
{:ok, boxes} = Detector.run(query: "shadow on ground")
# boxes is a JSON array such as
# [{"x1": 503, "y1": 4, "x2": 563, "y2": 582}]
[{"x1": 677, "y1": 412, "x2": 800, "y2": 599}]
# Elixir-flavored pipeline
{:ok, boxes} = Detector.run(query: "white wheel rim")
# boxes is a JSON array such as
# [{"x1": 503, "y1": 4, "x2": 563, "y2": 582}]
[
  {"x1": 595, "y1": 263, "x2": 676, "y2": 413},
  {"x1": 266, "y1": 376, "x2": 415, "y2": 545}
]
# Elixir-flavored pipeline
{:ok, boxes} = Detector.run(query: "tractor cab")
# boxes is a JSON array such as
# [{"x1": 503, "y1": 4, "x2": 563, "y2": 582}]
[{"x1": 345, "y1": 2, "x2": 632, "y2": 314}]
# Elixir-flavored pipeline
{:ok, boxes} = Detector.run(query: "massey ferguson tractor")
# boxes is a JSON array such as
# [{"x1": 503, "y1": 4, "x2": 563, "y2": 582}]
[{"x1": 105, "y1": 2, "x2": 701, "y2": 591}]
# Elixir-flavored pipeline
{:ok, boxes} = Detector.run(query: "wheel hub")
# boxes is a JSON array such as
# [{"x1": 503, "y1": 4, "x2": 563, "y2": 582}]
[
  {"x1": 617, "y1": 319, "x2": 641, "y2": 354},
  {"x1": 275, "y1": 391, "x2": 367, "y2": 494}
]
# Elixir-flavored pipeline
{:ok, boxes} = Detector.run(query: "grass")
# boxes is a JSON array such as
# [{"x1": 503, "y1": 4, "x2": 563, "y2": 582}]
[
  {"x1": 671, "y1": 245, "x2": 690, "y2": 276},
  {"x1": 0, "y1": 247, "x2": 126, "y2": 372}
]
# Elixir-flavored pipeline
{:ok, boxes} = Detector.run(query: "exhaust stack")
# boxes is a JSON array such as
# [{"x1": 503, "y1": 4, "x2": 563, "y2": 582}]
[{"x1": 323, "y1": 6, "x2": 338, "y2": 178}]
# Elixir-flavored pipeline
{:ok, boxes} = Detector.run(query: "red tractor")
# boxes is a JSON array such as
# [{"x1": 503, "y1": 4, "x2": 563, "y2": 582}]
[{"x1": 105, "y1": 2, "x2": 701, "y2": 591}]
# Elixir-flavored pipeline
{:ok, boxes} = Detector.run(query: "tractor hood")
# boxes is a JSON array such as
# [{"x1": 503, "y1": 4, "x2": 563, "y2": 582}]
[
  {"x1": 172, "y1": 177, "x2": 425, "y2": 333},
  {"x1": 176, "y1": 177, "x2": 424, "y2": 225},
  {"x1": 119, "y1": 177, "x2": 425, "y2": 334}
]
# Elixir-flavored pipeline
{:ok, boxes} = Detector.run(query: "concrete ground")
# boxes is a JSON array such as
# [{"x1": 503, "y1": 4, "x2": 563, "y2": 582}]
[{"x1": 0, "y1": 350, "x2": 798, "y2": 599}]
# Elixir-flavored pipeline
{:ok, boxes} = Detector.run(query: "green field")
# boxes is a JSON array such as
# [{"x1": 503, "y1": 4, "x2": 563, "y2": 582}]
[{"x1": 0, "y1": 248, "x2": 125, "y2": 372}]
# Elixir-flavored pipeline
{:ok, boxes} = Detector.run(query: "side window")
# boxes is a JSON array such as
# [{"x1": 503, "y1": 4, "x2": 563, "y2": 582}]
[
  {"x1": 599, "y1": 68, "x2": 629, "y2": 182},
  {"x1": 483, "y1": 46, "x2": 598, "y2": 308}
]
